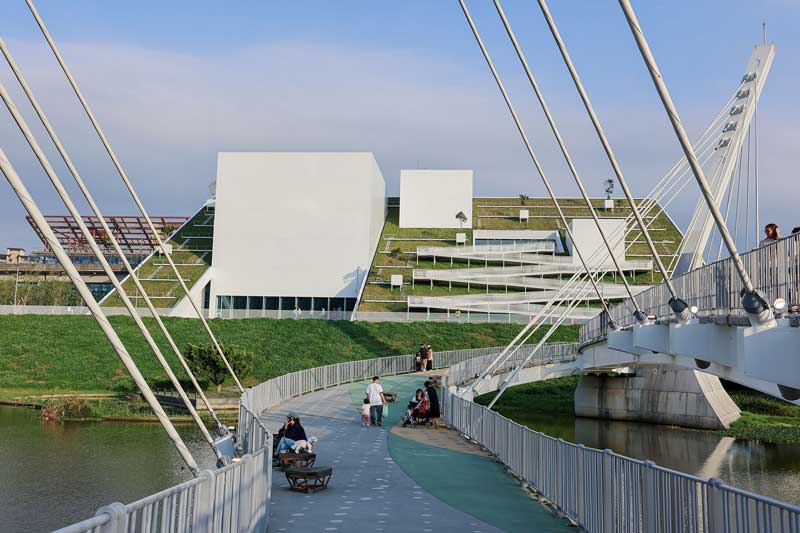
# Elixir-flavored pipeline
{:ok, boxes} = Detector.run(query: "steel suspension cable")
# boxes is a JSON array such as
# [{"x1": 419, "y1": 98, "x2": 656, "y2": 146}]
[
  {"x1": 24, "y1": 0, "x2": 244, "y2": 392},
  {"x1": 732, "y1": 143, "x2": 745, "y2": 249},
  {"x1": 715, "y1": 155, "x2": 738, "y2": 261},
  {"x1": 458, "y1": 0, "x2": 627, "y2": 322},
  {"x1": 492, "y1": 0, "x2": 644, "y2": 316},
  {"x1": 0, "y1": 77, "x2": 225, "y2": 464},
  {"x1": 0, "y1": 38, "x2": 226, "y2": 433},
  {"x1": 486, "y1": 281, "x2": 589, "y2": 410},
  {"x1": 754, "y1": 96, "x2": 760, "y2": 245},
  {"x1": 616, "y1": 0, "x2": 772, "y2": 324},
  {"x1": 0, "y1": 147, "x2": 200, "y2": 475},
  {"x1": 537, "y1": 0, "x2": 689, "y2": 320},
  {"x1": 745, "y1": 126, "x2": 752, "y2": 250}
]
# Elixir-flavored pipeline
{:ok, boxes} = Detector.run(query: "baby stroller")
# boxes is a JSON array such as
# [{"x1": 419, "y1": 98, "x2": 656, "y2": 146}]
[{"x1": 401, "y1": 398, "x2": 428, "y2": 427}]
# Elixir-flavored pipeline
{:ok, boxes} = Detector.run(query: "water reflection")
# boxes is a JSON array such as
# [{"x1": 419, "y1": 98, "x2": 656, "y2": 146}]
[
  {"x1": 0, "y1": 406, "x2": 216, "y2": 532},
  {"x1": 521, "y1": 412, "x2": 800, "y2": 505}
]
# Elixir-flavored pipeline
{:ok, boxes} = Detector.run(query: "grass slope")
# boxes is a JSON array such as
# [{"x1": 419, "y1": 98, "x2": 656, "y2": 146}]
[{"x1": 0, "y1": 315, "x2": 578, "y2": 394}]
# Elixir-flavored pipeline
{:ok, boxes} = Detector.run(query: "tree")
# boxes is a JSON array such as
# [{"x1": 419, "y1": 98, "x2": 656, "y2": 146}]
[
  {"x1": 519, "y1": 193, "x2": 529, "y2": 205},
  {"x1": 455, "y1": 211, "x2": 468, "y2": 228},
  {"x1": 604, "y1": 179, "x2": 615, "y2": 200},
  {"x1": 184, "y1": 343, "x2": 254, "y2": 393}
]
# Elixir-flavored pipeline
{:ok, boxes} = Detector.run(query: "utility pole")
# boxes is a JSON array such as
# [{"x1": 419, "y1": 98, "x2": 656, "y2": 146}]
[{"x1": 13, "y1": 264, "x2": 20, "y2": 313}]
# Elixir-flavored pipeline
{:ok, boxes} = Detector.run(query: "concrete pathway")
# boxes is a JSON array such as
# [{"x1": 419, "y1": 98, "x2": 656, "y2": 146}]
[{"x1": 262, "y1": 375, "x2": 568, "y2": 532}]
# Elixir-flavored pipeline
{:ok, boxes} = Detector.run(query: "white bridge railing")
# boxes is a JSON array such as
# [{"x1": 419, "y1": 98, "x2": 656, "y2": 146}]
[
  {"x1": 580, "y1": 232, "x2": 800, "y2": 345},
  {"x1": 442, "y1": 350, "x2": 800, "y2": 532},
  {"x1": 54, "y1": 338, "x2": 800, "y2": 532},
  {"x1": 54, "y1": 344, "x2": 542, "y2": 532}
]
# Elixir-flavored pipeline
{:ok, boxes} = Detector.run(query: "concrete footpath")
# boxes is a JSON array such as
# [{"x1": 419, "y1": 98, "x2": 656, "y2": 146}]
[{"x1": 262, "y1": 374, "x2": 569, "y2": 532}]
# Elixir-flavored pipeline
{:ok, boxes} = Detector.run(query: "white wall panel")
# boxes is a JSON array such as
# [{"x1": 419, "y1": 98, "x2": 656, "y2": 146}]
[
  {"x1": 399, "y1": 170, "x2": 473, "y2": 228},
  {"x1": 211, "y1": 153, "x2": 385, "y2": 306}
]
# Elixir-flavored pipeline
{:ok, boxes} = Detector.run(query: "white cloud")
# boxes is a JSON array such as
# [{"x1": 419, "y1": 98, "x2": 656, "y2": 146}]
[{"x1": 0, "y1": 37, "x2": 797, "y2": 251}]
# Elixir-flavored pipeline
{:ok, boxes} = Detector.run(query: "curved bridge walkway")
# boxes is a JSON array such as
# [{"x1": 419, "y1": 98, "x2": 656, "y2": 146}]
[{"x1": 260, "y1": 374, "x2": 569, "y2": 532}]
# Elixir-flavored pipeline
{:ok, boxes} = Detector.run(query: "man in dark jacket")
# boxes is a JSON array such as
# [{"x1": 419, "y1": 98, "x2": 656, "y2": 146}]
[{"x1": 275, "y1": 413, "x2": 308, "y2": 455}]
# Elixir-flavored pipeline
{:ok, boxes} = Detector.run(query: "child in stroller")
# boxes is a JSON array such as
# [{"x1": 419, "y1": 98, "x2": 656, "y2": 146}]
[{"x1": 401, "y1": 389, "x2": 428, "y2": 427}]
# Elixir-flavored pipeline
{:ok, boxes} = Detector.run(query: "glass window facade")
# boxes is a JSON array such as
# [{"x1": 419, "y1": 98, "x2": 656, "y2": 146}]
[{"x1": 215, "y1": 295, "x2": 356, "y2": 314}]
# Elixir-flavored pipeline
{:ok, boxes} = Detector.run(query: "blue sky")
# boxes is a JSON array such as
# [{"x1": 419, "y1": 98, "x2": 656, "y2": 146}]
[{"x1": 1, "y1": 1, "x2": 798, "y2": 251}]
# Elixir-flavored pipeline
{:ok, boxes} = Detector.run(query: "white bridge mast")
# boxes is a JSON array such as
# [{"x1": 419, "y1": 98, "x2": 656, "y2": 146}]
[{"x1": 673, "y1": 43, "x2": 774, "y2": 275}]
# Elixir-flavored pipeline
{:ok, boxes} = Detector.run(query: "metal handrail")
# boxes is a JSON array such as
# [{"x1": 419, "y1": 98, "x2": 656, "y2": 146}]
[
  {"x1": 442, "y1": 349, "x2": 800, "y2": 532},
  {"x1": 579, "y1": 232, "x2": 800, "y2": 344},
  {"x1": 54, "y1": 343, "x2": 550, "y2": 532}
]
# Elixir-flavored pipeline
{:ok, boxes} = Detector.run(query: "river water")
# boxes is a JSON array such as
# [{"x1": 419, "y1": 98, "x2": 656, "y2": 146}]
[
  {"x1": 523, "y1": 412, "x2": 800, "y2": 505},
  {"x1": 0, "y1": 406, "x2": 216, "y2": 532},
  {"x1": 3, "y1": 404, "x2": 800, "y2": 531}
]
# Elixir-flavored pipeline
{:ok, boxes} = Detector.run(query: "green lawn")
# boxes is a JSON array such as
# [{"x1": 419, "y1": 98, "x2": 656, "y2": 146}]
[
  {"x1": 360, "y1": 197, "x2": 681, "y2": 313},
  {"x1": 0, "y1": 314, "x2": 578, "y2": 395}
]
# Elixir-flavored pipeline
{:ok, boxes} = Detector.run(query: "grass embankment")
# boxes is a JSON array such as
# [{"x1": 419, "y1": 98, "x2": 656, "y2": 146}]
[
  {"x1": 476, "y1": 377, "x2": 800, "y2": 445},
  {"x1": 0, "y1": 315, "x2": 578, "y2": 397},
  {"x1": 361, "y1": 198, "x2": 683, "y2": 312}
]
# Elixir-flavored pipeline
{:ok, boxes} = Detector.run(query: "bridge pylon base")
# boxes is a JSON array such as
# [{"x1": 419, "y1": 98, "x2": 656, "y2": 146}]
[{"x1": 574, "y1": 365, "x2": 741, "y2": 429}]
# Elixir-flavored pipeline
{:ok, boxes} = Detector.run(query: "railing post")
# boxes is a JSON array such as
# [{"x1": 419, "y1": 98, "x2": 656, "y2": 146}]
[
  {"x1": 95, "y1": 502, "x2": 126, "y2": 533},
  {"x1": 575, "y1": 444, "x2": 584, "y2": 524},
  {"x1": 237, "y1": 454, "x2": 253, "y2": 532},
  {"x1": 602, "y1": 449, "x2": 614, "y2": 532},
  {"x1": 192, "y1": 470, "x2": 216, "y2": 531},
  {"x1": 706, "y1": 477, "x2": 727, "y2": 533},
  {"x1": 641, "y1": 460, "x2": 657, "y2": 533}
]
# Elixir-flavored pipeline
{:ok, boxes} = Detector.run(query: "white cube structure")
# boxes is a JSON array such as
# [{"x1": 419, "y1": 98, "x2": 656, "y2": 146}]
[
  {"x1": 455, "y1": 232, "x2": 467, "y2": 245},
  {"x1": 567, "y1": 218, "x2": 626, "y2": 266},
  {"x1": 210, "y1": 152, "x2": 386, "y2": 314},
  {"x1": 519, "y1": 209, "x2": 529, "y2": 222},
  {"x1": 399, "y1": 170, "x2": 473, "y2": 228}
]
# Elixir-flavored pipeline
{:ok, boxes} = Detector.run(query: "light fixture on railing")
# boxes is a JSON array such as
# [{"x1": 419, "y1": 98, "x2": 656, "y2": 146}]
[
  {"x1": 773, "y1": 298, "x2": 786, "y2": 318},
  {"x1": 690, "y1": 305, "x2": 698, "y2": 316}
]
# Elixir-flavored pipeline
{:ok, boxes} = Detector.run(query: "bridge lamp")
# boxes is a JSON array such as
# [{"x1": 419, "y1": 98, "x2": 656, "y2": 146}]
[{"x1": 689, "y1": 305, "x2": 698, "y2": 316}]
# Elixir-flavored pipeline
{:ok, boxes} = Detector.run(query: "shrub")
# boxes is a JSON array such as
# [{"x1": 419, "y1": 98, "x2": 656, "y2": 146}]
[{"x1": 40, "y1": 396, "x2": 91, "y2": 420}]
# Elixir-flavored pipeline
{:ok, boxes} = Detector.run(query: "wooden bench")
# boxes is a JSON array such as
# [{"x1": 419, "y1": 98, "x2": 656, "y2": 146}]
[
  {"x1": 285, "y1": 466, "x2": 333, "y2": 493},
  {"x1": 277, "y1": 452, "x2": 316, "y2": 469}
]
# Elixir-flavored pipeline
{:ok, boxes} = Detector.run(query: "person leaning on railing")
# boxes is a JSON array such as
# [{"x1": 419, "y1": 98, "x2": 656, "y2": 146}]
[{"x1": 758, "y1": 223, "x2": 780, "y2": 248}]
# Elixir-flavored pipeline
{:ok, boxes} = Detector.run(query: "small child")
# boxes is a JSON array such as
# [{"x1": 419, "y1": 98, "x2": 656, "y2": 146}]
[{"x1": 361, "y1": 398, "x2": 370, "y2": 427}]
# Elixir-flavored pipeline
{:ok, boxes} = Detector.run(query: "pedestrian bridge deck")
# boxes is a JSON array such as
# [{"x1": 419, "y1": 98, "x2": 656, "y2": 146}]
[{"x1": 260, "y1": 374, "x2": 568, "y2": 532}]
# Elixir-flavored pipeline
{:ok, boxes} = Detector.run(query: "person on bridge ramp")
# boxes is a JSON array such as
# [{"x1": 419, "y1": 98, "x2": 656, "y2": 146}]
[{"x1": 366, "y1": 376, "x2": 387, "y2": 426}]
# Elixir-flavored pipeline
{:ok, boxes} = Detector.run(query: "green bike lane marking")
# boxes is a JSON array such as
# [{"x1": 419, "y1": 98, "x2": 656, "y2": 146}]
[{"x1": 349, "y1": 375, "x2": 569, "y2": 532}]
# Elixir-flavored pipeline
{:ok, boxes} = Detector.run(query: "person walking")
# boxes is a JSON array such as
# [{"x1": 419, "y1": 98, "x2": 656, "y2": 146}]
[
  {"x1": 366, "y1": 376, "x2": 387, "y2": 426},
  {"x1": 419, "y1": 344, "x2": 429, "y2": 373},
  {"x1": 416, "y1": 343, "x2": 425, "y2": 372},
  {"x1": 426, "y1": 344, "x2": 434, "y2": 371},
  {"x1": 424, "y1": 380, "x2": 440, "y2": 429}
]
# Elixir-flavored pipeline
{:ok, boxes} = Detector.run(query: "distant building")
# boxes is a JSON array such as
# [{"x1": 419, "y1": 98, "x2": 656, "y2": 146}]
[
  {"x1": 91, "y1": 152, "x2": 680, "y2": 320},
  {"x1": 207, "y1": 152, "x2": 386, "y2": 317},
  {"x1": 4, "y1": 247, "x2": 28, "y2": 264}
]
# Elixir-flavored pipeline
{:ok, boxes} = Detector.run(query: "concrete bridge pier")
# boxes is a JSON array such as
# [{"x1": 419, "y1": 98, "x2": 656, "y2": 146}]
[{"x1": 574, "y1": 365, "x2": 741, "y2": 429}]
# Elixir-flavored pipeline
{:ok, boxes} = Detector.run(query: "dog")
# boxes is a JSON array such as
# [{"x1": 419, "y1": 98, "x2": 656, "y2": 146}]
[{"x1": 290, "y1": 436, "x2": 318, "y2": 454}]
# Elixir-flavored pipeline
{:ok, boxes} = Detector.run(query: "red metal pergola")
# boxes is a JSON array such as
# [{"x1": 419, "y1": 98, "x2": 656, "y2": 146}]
[{"x1": 27, "y1": 215, "x2": 189, "y2": 256}]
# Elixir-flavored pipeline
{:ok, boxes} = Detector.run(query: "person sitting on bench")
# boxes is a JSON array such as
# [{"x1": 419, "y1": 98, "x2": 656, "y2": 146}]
[{"x1": 275, "y1": 413, "x2": 307, "y2": 455}]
